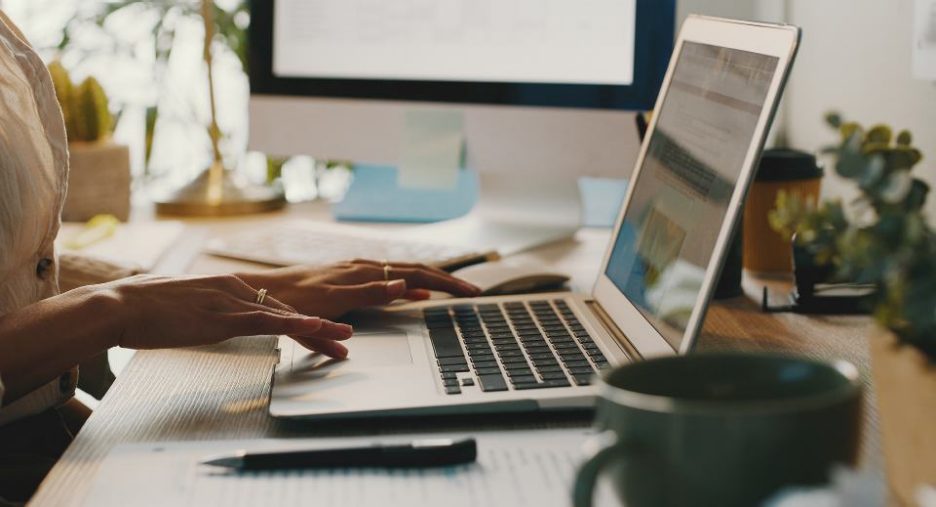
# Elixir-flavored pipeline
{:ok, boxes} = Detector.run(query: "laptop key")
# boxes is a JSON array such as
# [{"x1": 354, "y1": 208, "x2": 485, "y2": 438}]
[
  {"x1": 542, "y1": 378, "x2": 572, "y2": 388},
  {"x1": 501, "y1": 357, "x2": 531, "y2": 367},
  {"x1": 572, "y1": 374, "x2": 593, "y2": 386},
  {"x1": 541, "y1": 370, "x2": 569, "y2": 381},
  {"x1": 498, "y1": 350, "x2": 525, "y2": 358},
  {"x1": 509, "y1": 375, "x2": 538, "y2": 385},
  {"x1": 568, "y1": 365, "x2": 596, "y2": 375},
  {"x1": 428, "y1": 328, "x2": 464, "y2": 358},
  {"x1": 444, "y1": 378, "x2": 461, "y2": 387},
  {"x1": 495, "y1": 345, "x2": 522, "y2": 354},
  {"x1": 437, "y1": 357, "x2": 468, "y2": 367},
  {"x1": 506, "y1": 368, "x2": 534, "y2": 377},
  {"x1": 471, "y1": 360, "x2": 499, "y2": 369},
  {"x1": 478, "y1": 374, "x2": 509, "y2": 392},
  {"x1": 511, "y1": 382, "x2": 545, "y2": 391},
  {"x1": 536, "y1": 365, "x2": 564, "y2": 373},
  {"x1": 440, "y1": 363, "x2": 470, "y2": 373},
  {"x1": 445, "y1": 386, "x2": 462, "y2": 395},
  {"x1": 587, "y1": 350, "x2": 607, "y2": 361},
  {"x1": 563, "y1": 360, "x2": 591, "y2": 369},
  {"x1": 475, "y1": 366, "x2": 503, "y2": 375}
]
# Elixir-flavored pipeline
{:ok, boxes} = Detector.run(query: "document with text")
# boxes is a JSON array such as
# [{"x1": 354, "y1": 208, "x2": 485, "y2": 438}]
[{"x1": 83, "y1": 429, "x2": 616, "y2": 507}]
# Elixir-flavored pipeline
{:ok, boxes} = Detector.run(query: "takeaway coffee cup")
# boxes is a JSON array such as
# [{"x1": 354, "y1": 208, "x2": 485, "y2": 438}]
[{"x1": 573, "y1": 353, "x2": 862, "y2": 507}]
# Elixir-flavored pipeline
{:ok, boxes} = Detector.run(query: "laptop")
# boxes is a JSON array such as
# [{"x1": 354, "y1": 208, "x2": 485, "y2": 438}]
[{"x1": 269, "y1": 16, "x2": 801, "y2": 420}]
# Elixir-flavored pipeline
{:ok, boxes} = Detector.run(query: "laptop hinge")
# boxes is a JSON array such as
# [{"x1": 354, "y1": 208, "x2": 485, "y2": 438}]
[{"x1": 586, "y1": 301, "x2": 642, "y2": 362}]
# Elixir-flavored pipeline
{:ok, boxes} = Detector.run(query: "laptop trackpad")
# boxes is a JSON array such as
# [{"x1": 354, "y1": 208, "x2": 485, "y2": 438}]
[{"x1": 345, "y1": 332, "x2": 413, "y2": 366}]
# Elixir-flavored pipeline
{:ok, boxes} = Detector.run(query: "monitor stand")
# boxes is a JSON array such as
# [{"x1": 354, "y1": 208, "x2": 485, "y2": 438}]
[{"x1": 399, "y1": 170, "x2": 582, "y2": 256}]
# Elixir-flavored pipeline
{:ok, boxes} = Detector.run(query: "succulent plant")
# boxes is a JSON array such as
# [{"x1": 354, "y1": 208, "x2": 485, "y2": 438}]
[
  {"x1": 46, "y1": 62, "x2": 113, "y2": 143},
  {"x1": 770, "y1": 114, "x2": 935, "y2": 359}
]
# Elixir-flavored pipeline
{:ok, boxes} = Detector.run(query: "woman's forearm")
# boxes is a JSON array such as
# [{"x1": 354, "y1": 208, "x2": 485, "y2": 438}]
[{"x1": 0, "y1": 285, "x2": 119, "y2": 403}]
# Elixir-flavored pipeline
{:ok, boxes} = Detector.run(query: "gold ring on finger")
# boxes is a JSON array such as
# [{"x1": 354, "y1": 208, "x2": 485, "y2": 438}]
[{"x1": 255, "y1": 288, "x2": 268, "y2": 305}]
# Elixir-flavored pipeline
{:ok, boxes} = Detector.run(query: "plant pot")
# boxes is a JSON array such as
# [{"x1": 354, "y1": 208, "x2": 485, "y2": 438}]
[
  {"x1": 869, "y1": 326, "x2": 936, "y2": 505},
  {"x1": 62, "y1": 141, "x2": 131, "y2": 222}
]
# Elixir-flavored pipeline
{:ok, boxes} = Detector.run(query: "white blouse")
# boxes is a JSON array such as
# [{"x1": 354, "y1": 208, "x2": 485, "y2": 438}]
[{"x1": 0, "y1": 11, "x2": 77, "y2": 425}]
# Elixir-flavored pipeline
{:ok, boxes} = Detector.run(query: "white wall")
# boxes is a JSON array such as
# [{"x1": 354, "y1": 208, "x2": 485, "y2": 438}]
[{"x1": 780, "y1": 0, "x2": 936, "y2": 218}]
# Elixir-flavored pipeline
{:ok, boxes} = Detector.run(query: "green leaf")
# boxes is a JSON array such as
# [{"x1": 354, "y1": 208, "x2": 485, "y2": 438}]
[
  {"x1": 825, "y1": 112, "x2": 843, "y2": 128},
  {"x1": 840, "y1": 122, "x2": 863, "y2": 142},
  {"x1": 905, "y1": 179, "x2": 930, "y2": 211},
  {"x1": 866, "y1": 124, "x2": 893, "y2": 145},
  {"x1": 896, "y1": 130, "x2": 913, "y2": 146}
]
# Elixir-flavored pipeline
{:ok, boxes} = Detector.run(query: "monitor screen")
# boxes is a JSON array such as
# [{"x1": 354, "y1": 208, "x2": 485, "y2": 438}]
[
  {"x1": 272, "y1": 0, "x2": 635, "y2": 86},
  {"x1": 604, "y1": 41, "x2": 779, "y2": 350},
  {"x1": 250, "y1": 0, "x2": 674, "y2": 109}
]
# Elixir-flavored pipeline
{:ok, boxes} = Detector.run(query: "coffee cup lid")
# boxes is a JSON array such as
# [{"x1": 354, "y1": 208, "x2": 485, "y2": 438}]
[{"x1": 756, "y1": 148, "x2": 823, "y2": 182}]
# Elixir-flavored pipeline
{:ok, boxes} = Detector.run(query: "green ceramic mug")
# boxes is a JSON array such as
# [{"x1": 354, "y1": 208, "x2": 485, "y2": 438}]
[{"x1": 573, "y1": 353, "x2": 862, "y2": 507}]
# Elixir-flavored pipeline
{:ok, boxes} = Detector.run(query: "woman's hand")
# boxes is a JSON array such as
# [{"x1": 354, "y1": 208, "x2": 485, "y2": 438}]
[
  {"x1": 236, "y1": 259, "x2": 482, "y2": 320},
  {"x1": 102, "y1": 274, "x2": 353, "y2": 358}
]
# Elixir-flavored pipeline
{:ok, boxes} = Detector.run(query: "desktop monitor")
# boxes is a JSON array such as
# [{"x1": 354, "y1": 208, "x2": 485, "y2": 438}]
[{"x1": 248, "y1": 0, "x2": 676, "y2": 253}]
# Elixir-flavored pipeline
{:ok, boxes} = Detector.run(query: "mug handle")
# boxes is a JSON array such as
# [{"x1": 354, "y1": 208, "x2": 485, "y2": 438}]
[{"x1": 573, "y1": 431, "x2": 630, "y2": 507}]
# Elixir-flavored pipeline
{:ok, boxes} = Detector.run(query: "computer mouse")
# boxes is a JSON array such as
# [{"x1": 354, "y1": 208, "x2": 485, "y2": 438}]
[{"x1": 451, "y1": 259, "x2": 570, "y2": 296}]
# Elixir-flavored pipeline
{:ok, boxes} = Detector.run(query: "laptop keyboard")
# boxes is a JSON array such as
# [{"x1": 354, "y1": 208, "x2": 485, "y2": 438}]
[{"x1": 424, "y1": 300, "x2": 610, "y2": 395}]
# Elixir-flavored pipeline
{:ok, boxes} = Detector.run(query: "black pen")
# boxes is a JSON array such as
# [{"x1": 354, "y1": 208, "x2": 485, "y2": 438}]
[{"x1": 201, "y1": 438, "x2": 477, "y2": 471}]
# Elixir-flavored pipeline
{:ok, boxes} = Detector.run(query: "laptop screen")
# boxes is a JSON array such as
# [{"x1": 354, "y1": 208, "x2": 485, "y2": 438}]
[{"x1": 604, "y1": 41, "x2": 779, "y2": 351}]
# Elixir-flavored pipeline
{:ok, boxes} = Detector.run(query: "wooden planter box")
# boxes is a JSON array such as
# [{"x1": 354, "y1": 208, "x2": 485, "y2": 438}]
[
  {"x1": 869, "y1": 327, "x2": 936, "y2": 505},
  {"x1": 62, "y1": 141, "x2": 131, "y2": 222}
]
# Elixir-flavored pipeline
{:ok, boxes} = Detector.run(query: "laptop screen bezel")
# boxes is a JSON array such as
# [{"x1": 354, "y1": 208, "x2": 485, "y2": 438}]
[{"x1": 591, "y1": 16, "x2": 801, "y2": 359}]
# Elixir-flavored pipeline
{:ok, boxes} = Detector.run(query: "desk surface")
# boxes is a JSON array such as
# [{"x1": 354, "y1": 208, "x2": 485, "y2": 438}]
[{"x1": 30, "y1": 202, "x2": 876, "y2": 506}]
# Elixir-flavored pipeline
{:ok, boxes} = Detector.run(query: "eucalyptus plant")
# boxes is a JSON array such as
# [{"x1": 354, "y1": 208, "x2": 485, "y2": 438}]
[{"x1": 769, "y1": 114, "x2": 936, "y2": 359}]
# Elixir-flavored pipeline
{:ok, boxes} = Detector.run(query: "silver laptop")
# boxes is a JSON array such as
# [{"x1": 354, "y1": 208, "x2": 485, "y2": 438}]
[{"x1": 270, "y1": 16, "x2": 801, "y2": 420}]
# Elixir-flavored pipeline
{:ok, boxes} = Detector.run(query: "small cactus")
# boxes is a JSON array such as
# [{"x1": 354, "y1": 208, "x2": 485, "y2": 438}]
[
  {"x1": 46, "y1": 62, "x2": 113, "y2": 143},
  {"x1": 72, "y1": 77, "x2": 112, "y2": 143}
]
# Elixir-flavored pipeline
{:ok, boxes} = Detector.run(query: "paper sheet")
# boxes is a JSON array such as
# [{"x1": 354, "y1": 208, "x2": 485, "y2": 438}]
[
  {"x1": 915, "y1": 0, "x2": 936, "y2": 80},
  {"x1": 83, "y1": 429, "x2": 616, "y2": 507},
  {"x1": 397, "y1": 109, "x2": 464, "y2": 190}
]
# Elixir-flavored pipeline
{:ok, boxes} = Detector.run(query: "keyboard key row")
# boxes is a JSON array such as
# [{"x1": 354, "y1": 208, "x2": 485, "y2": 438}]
[{"x1": 427, "y1": 301, "x2": 608, "y2": 394}]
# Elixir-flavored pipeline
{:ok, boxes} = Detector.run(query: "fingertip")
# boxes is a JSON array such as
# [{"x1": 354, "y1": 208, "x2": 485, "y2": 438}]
[
  {"x1": 387, "y1": 279, "x2": 407, "y2": 298},
  {"x1": 332, "y1": 342, "x2": 349, "y2": 359},
  {"x1": 404, "y1": 289, "x2": 432, "y2": 301},
  {"x1": 335, "y1": 323, "x2": 354, "y2": 340}
]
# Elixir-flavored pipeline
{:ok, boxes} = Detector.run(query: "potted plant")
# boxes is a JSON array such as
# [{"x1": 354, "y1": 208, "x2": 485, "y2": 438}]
[
  {"x1": 770, "y1": 114, "x2": 935, "y2": 505},
  {"x1": 48, "y1": 61, "x2": 131, "y2": 221}
]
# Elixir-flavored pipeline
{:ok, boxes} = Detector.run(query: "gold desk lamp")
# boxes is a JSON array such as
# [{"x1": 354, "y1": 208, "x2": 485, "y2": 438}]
[{"x1": 155, "y1": 0, "x2": 285, "y2": 217}]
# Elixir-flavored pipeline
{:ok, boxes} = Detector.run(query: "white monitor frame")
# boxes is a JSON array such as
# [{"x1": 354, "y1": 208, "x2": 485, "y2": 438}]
[{"x1": 591, "y1": 15, "x2": 801, "y2": 358}]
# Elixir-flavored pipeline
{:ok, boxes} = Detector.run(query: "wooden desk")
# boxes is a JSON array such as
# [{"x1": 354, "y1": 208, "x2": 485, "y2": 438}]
[{"x1": 30, "y1": 202, "x2": 877, "y2": 506}]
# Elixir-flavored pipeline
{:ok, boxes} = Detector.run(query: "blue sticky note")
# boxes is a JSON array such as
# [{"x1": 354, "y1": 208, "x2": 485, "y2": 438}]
[
  {"x1": 579, "y1": 177, "x2": 629, "y2": 228},
  {"x1": 332, "y1": 164, "x2": 478, "y2": 223}
]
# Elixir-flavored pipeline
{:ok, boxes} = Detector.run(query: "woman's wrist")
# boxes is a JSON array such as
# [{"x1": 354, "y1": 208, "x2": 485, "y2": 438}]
[{"x1": 65, "y1": 284, "x2": 126, "y2": 351}]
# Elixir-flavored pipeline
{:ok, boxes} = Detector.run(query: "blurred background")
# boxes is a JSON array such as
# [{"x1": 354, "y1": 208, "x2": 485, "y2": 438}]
[{"x1": 0, "y1": 0, "x2": 329, "y2": 203}]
